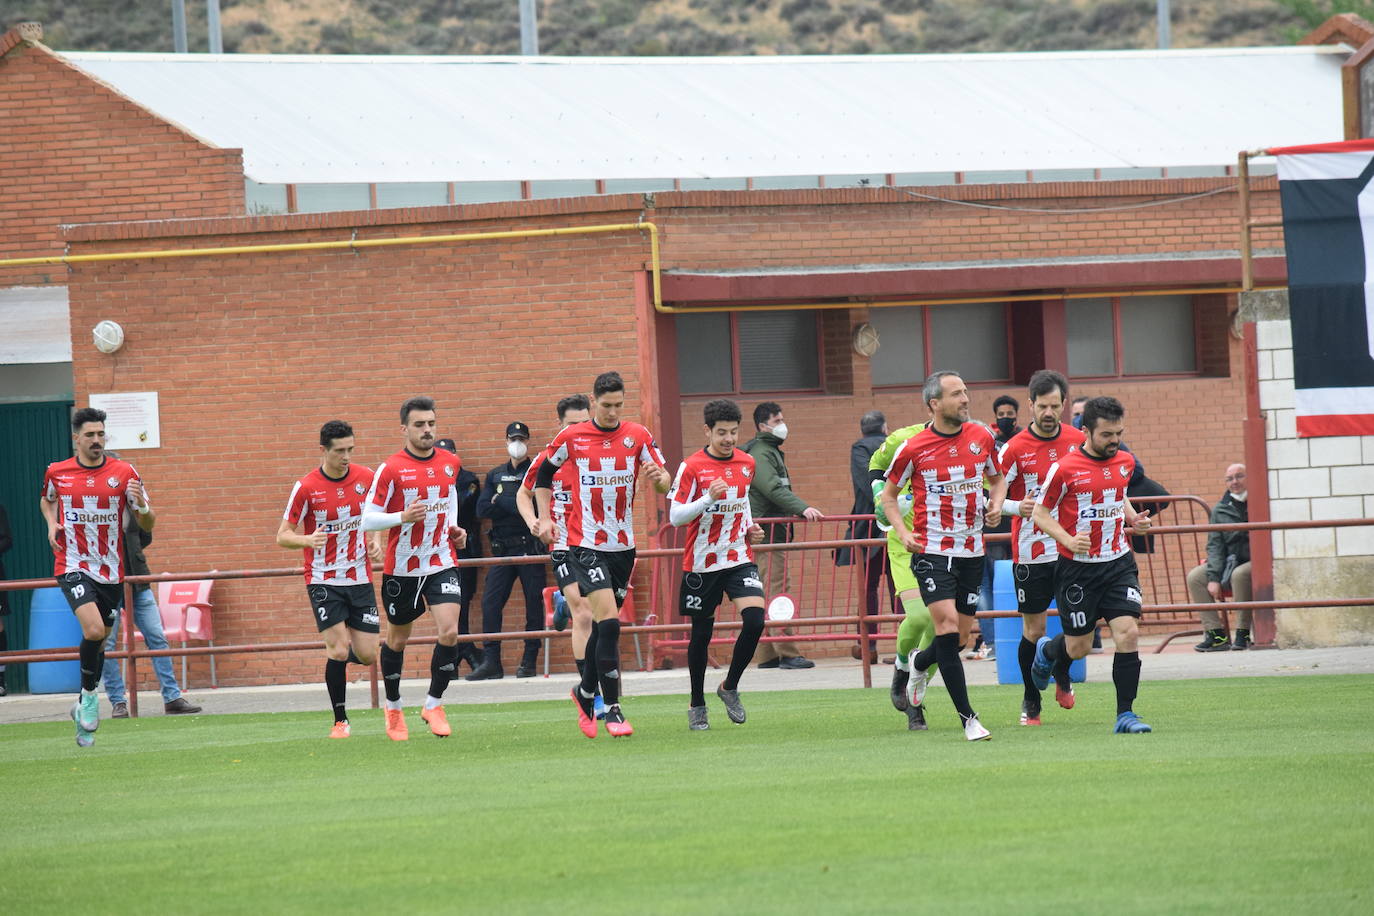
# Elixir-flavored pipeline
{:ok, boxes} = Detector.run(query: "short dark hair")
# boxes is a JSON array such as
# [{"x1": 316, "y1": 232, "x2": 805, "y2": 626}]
[
  {"x1": 592, "y1": 371, "x2": 624, "y2": 398},
  {"x1": 400, "y1": 396, "x2": 435, "y2": 424},
  {"x1": 1071, "y1": 395, "x2": 1089, "y2": 407},
  {"x1": 992, "y1": 395, "x2": 1019, "y2": 414},
  {"x1": 753, "y1": 401, "x2": 782, "y2": 429},
  {"x1": 319, "y1": 420, "x2": 354, "y2": 448},
  {"x1": 703, "y1": 399, "x2": 742, "y2": 428},
  {"x1": 922, "y1": 371, "x2": 960, "y2": 411},
  {"x1": 1081, "y1": 396, "x2": 1124, "y2": 432},
  {"x1": 557, "y1": 394, "x2": 590, "y2": 422},
  {"x1": 72, "y1": 407, "x2": 106, "y2": 431},
  {"x1": 1027, "y1": 369, "x2": 1069, "y2": 403},
  {"x1": 860, "y1": 410, "x2": 886, "y2": 436}
]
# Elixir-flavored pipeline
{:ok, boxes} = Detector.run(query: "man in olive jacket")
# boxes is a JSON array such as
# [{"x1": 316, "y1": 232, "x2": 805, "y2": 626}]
[
  {"x1": 741, "y1": 402, "x2": 823, "y2": 669},
  {"x1": 1185, "y1": 463, "x2": 1252, "y2": 651}
]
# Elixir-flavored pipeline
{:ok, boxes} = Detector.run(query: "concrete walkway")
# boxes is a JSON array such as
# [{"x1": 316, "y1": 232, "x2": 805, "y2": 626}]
[{"x1": 2, "y1": 637, "x2": 1370, "y2": 724}]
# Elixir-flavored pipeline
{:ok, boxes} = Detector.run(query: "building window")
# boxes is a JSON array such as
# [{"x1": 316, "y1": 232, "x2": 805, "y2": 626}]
[
  {"x1": 676, "y1": 310, "x2": 822, "y2": 394},
  {"x1": 868, "y1": 302, "x2": 1010, "y2": 387},
  {"x1": 1067, "y1": 295, "x2": 1197, "y2": 377}
]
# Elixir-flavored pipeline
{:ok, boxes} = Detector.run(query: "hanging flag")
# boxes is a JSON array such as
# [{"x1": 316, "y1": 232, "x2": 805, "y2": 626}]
[{"x1": 1271, "y1": 138, "x2": 1374, "y2": 437}]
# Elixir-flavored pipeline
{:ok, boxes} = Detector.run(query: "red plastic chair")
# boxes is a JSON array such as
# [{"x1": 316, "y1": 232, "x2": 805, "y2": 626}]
[{"x1": 156, "y1": 579, "x2": 216, "y2": 688}]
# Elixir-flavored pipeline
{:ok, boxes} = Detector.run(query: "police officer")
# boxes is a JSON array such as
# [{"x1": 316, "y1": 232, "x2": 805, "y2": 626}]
[
  {"x1": 436, "y1": 437, "x2": 484, "y2": 674},
  {"x1": 467, "y1": 422, "x2": 548, "y2": 680}
]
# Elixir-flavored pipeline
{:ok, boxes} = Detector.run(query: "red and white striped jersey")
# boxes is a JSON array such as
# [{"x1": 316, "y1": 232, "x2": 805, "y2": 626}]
[
  {"x1": 669, "y1": 448, "x2": 756, "y2": 573},
  {"x1": 283, "y1": 464, "x2": 375, "y2": 585},
  {"x1": 997, "y1": 425, "x2": 1086, "y2": 564},
  {"x1": 1036, "y1": 446, "x2": 1137, "y2": 562},
  {"x1": 522, "y1": 450, "x2": 573, "y2": 552},
  {"x1": 884, "y1": 423, "x2": 999, "y2": 557},
  {"x1": 542, "y1": 420, "x2": 666, "y2": 551},
  {"x1": 41, "y1": 456, "x2": 144, "y2": 583},
  {"x1": 366, "y1": 448, "x2": 462, "y2": 576}
]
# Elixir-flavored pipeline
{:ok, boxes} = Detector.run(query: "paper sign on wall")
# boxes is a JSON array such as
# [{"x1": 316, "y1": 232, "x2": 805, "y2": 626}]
[{"x1": 88, "y1": 391, "x2": 160, "y2": 450}]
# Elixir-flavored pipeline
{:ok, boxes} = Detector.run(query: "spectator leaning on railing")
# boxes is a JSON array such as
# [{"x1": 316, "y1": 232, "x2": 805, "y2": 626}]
[{"x1": 1186, "y1": 463, "x2": 1252, "y2": 652}]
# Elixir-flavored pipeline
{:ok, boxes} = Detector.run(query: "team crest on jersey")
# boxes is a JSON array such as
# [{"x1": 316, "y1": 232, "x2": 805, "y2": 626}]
[
  {"x1": 426, "y1": 467, "x2": 435, "y2": 478},
  {"x1": 742, "y1": 467, "x2": 752, "y2": 478},
  {"x1": 1103, "y1": 468, "x2": 1111, "y2": 479},
  {"x1": 622, "y1": 436, "x2": 635, "y2": 449},
  {"x1": 337, "y1": 488, "x2": 345, "y2": 498},
  {"x1": 1049, "y1": 449, "x2": 1058, "y2": 460},
  {"x1": 602, "y1": 440, "x2": 612, "y2": 449},
  {"x1": 354, "y1": 483, "x2": 366, "y2": 495},
  {"x1": 106, "y1": 476, "x2": 121, "y2": 489},
  {"x1": 86, "y1": 477, "x2": 95, "y2": 487},
  {"x1": 969, "y1": 441, "x2": 982, "y2": 455},
  {"x1": 444, "y1": 465, "x2": 454, "y2": 478},
  {"x1": 1119, "y1": 465, "x2": 1130, "y2": 478},
  {"x1": 948, "y1": 445, "x2": 959, "y2": 457}
]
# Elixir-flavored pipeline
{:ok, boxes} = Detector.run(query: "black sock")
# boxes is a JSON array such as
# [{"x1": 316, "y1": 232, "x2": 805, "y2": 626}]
[
  {"x1": 934, "y1": 632, "x2": 975, "y2": 720},
  {"x1": 427, "y1": 642, "x2": 460, "y2": 699},
  {"x1": 595, "y1": 618, "x2": 621, "y2": 706},
  {"x1": 575, "y1": 656, "x2": 585, "y2": 678},
  {"x1": 1113, "y1": 651, "x2": 1141, "y2": 716},
  {"x1": 1046, "y1": 634, "x2": 1071, "y2": 689},
  {"x1": 688, "y1": 616, "x2": 714, "y2": 707},
  {"x1": 380, "y1": 643, "x2": 404, "y2": 702},
  {"x1": 346, "y1": 647, "x2": 362, "y2": 666},
  {"x1": 1019, "y1": 636, "x2": 1038, "y2": 702},
  {"x1": 579, "y1": 623, "x2": 600, "y2": 697},
  {"x1": 325, "y1": 658, "x2": 348, "y2": 722},
  {"x1": 911, "y1": 642, "x2": 937, "y2": 672},
  {"x1": 79, "y1": 638, "x2": 102, "y2": 692},
  {"x1": 724, "y1": 608, "x2": 765, "y2": 692}
]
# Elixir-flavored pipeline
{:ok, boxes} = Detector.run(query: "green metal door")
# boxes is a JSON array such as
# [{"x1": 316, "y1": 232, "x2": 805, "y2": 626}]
[{"x1": 0, "y1": 401, "x2": 73, "y2": 693}]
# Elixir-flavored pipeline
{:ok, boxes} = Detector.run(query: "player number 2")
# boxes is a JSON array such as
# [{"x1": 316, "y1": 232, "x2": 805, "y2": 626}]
[{"x1": 1069, "y1": 611, "x2": 1087, "y2": 628}]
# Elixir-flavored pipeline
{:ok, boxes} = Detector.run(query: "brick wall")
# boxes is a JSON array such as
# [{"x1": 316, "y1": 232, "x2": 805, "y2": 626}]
[
  {"x1": 59, "y1": 167, "x2": 1276, "y2": 682},
  {"x1": 0, "y1": 36, "x2": 244, "y2": 288}
]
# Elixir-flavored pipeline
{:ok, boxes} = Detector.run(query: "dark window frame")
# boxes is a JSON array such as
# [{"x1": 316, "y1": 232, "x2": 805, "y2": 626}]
[
  {"x1": 676, "y1": 309, "x2": 827, "y2": 397},
  {"x1": 1066, "y1": 294, "x2": 1203, "y2": 380},
  {"x1": 870, "y1": 301, "x2": 1014, "y2": 390}
]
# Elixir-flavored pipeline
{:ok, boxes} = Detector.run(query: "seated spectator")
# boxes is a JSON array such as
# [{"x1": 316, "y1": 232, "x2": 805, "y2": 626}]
[{"x1": 1186, "y1": 463, "x2": 1252, "y2": 652}]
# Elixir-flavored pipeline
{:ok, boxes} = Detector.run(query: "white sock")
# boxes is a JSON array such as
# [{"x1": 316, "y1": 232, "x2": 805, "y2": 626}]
[
  {"x1": 423, "y1": 695, "x2": 442, "y2": 710},
  {"x1": 384, "y1": 698, "x2": 402, "y2": 711},
  {"x1": 895, "y1": 653, "x2": 910, "y2": 671}
]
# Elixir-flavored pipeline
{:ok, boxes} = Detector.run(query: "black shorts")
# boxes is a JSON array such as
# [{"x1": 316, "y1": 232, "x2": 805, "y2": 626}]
[
  {"x1": 1013, "y1": 562, "x2": 1057, "y2": 615},
  {"x1": 567, "y1": 547, "x2": 636, "y2": 607},
  {"x1": 307, "y1": 583, "x2": 380, "y2": 634},
  {"x1": 381, "y1": 569, "x2": 463, "y2": 626},
  {"x1": 57, "y1": 571, "x2": 124, "y2": 626},
  {"x1": 679, "y1": 563, "x2": 765, "y2": 618},
  {"x1": 550, "y1": 550, "x2": 579, "y2": 592},
  {"x1": 1055, "y1": 554, "x2": 1143, "y2": 636},
  {"x1": 911, "y1": 554, "x2": 985, "y2": 616}
]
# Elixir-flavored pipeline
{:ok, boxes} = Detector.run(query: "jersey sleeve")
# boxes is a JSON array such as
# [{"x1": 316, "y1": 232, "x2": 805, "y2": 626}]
[
  {"x1": 638, "y1": 428, "x2": 666, "y2": 469},
  {"x1": 283, "y1": 480, "x2": 308, "y2": 525},
  {"x1": 1036, "y1": 461, "x2": 1067, "y2": 510},
  {"x1": 981, "y1": 432, "x2": 1001, "y2": 478},
  {"x1": 869, "y1": 428, "x2": 905, "y2": 474},
  {"x1": 41, "y1": 464, "x2": 57, "y2": 500},
  {"x1": 996, "y1": 440, "x2": 1018, "y2": 484},
  {"x1": 367, "y1": 461, "x2": 396, "y2": 510},
  {"x1": 543, "y1": 427, "x2": 573, "y2": 469},
  {"x1": 884, "y1": 440, "x2": 917, "y2": 489},
  {"x1": 521, "y1": 452, "x2": 546, "y2": 490},
  {"x1": 667, "y1": 461, "x2": 697, "y2": 506}
]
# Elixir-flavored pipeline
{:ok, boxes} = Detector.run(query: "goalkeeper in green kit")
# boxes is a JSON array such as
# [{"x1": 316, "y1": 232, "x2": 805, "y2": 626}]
[{"x1": 868, "y1": 422, "x2": 938, "y2": 730}]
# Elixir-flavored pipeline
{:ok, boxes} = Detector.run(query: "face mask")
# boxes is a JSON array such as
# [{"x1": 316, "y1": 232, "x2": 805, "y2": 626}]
[
  {"x1": 1071, "y1": 415, "x2": 1084, "y2": 429},
  {"x1": 995, "y1": 417, "x2": 1017, "y2": 438},
  {"x1": 769, "y1": 422, "x2": 789, "y2": 441},
  {"x1": 507, "y1": 440, "x2": 528, "y2": 460}
]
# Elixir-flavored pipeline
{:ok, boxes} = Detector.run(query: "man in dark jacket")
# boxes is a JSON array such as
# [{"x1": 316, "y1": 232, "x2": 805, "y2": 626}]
[
  {"x1": 0, "y1": 503, "x2": 11, "y2": 695},
  {"x1": 437, "y1": 438, "x2": 484, "y2": 673},
  {"x1": 742, "y1": 402, "x2": 823, "y2": 669},
  {"x1": 845, "y1": 410, "x2": 892, "y2": 662},
  {"x1": 468, "y1": 422, "x2": 548, "y2": 680},
  {"x1": 1185, "y1": 463, "x2": 1252, "y2": 651}
]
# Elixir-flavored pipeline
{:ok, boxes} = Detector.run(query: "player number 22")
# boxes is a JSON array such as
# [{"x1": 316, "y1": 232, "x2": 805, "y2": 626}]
[{"x1": 684, "y1": 595, "x2": 702, "y2": 610}]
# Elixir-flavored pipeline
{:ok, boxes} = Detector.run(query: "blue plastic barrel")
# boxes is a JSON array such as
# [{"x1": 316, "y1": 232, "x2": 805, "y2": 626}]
[
  {"x1": 28, "y1": 587, "x2": 83, "y2": 694},
  {"x1": 991, "y1": 560, "x2": 1086, "y2": 685}
]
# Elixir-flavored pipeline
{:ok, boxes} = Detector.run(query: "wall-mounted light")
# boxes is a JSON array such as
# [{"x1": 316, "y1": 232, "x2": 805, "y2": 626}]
[
  {"x1": 852, "y1": 321, "x2": 880, "y2": 357},
  {"x1": 93, "y1": 320, "x2": 125, "y2": 354}
]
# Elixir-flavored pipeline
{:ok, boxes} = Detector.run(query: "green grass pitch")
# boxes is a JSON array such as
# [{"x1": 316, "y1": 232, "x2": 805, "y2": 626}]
[{"x1": 3, "y1": 676, "x2": 1371, "y2": 914}]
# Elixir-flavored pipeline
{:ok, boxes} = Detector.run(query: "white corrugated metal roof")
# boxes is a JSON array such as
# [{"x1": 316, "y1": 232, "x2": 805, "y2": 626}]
[{"x1": 61, "y1": 47, "x2": 1346, "y2": 185}]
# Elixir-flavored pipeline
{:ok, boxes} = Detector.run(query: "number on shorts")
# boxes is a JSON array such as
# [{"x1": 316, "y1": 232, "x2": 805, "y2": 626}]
[
  {"x1": 684, "y1": 595, "x2": 702, "y2": 610},
  {"x1": 71, "y1": 584, "x2": 86, "y2": 599},
  {"x1": 1069, "y1": 610, "x2": 1087, "y2": 628},
  {"x1": 1017, "y1": 588, "x2": 1026, "y2": 604},
  {"x1": 317, "y1": 606, "x2": 329, "y2": 621},
  {"x1": 587, "y1": 567, "x2": 606, "y2": 583},
  {"x1": 557, "y1": 563, "x2": 569, "y2": 579},
  {"x1": 923, "y1": 577, "x2": 936, "y2": 593}
]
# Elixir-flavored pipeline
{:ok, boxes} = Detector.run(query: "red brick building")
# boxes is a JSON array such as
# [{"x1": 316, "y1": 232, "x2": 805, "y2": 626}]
[{"x1": 3, "y1": 19, "x2": 1368, "y2": 684}]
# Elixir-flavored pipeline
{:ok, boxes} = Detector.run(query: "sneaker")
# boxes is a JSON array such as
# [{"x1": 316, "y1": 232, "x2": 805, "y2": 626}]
[
  {"x1": 1193, "y1": 630, "x2": 1231, "y2": 652},
  {"x1": 905, "y1": 704, "x2": 928, "y2": 731},
  {"x1": 908, "y1": 666, "x2": 931, "y2": 707},
  {"x1": 1030, "y1": 637, "x2": 1053, "y2": 691},
  {"x1": 384, "y1": 707, "x2": 409, "y2": 742},
  {"x1": 1055, "y1": 683, "x2": 1076, "y2": 710},
  {"x1": 1233, "y1": 629, "x2": 1252, "y2": 650},
  {"x1": 778, "y1": 656, "x2": 815, "y2": 669},
  {"x1": 1114, "y1": 711, "x2": 1153, "y2": 734},
  {"x1": 757, "y1": 658, "x2": 781, "y2": 669},
  {"x1": 551, "y1": 593, "x2": 571, "y2": 631},
  {"x1": 77, "y1": 690, "x2": 100, "y2": 733},
  {"x1": 111, "y1": 701, "x2": 130, "y2": 719},
  {"x1": 571, "y1": 689, "x2": 597, "y2": 739},
  {"x1": 688, "y1": 705, "x2": 709, "y2": 730},
  {"x1": 420, "y1": 705, "x2": 451, "y2": 738},
  {"x1": 716, "y1": 684, "x2": 746, "y2": 724},
  {"x1": 70, "y1": 702, "x2": 95, "y2": 748},
  {"x1": 593, "y1": 693, "x2": 606, "y2": 720},
  {"x1": 971, "y1": 645, "x2": 994, "y2": 661},
  {"x1": 890, "y1": 667, "x2": 910, "y2": 712},
  {"x1": 963, "y1": 714, "x2": 991, "y2": 742},
  {"x1": 603, "y1": 704, "x2": 634, "y2": 737},
  {"x1": 329, "y1": 721, "x2": 351, "y2": 739},
  {"x1": 1020, "y1": 698, "x2": 1042, "y2": 726}
]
